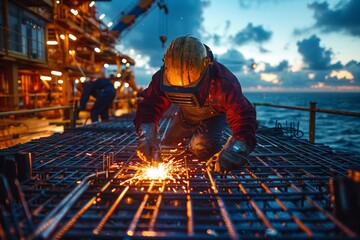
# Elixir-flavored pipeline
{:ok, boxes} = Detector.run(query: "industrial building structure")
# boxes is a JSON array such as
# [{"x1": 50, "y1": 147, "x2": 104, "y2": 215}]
[{"x1": 0, "y1": 0, "x2": 137, "y2": 113}]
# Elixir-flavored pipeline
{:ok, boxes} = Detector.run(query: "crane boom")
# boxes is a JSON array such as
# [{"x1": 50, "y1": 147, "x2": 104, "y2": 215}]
[{"x1": 111, "y1": 0, "x2": 157, "y2": 36}]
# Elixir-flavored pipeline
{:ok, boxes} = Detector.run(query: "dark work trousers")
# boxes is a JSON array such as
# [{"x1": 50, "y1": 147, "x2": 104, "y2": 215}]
[
  {"x1": 91, "y1": 88, "x2": 116, "y2": 122},
  {"x1": 162, "y1": 106, "x2": 228, "y2": 159}
]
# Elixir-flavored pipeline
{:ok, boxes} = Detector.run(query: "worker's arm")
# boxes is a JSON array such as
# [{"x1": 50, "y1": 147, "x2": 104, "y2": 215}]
[
  {"x1": 79, "y1": 81, "x2": 93, "y2": 110},
  {"x1": 133, "y1": 70, "x2": 171, "y2": 129},
  {"x1": 133, "y1": 70, "x2": 171, "y2": 163},
  {"x1": 207, "y1": 63, "x2": 257, "y2": 172},
  {"x1": 213, "y1": 62, "x2": 257, "y2": 151}
]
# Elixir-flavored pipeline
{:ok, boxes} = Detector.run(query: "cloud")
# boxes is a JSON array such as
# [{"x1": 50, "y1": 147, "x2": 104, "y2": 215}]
[
  {"x1": 238, "y1": 0, "x2": 294, "y2": 9},
  {"x1": 259, "y1": 46, "x2": 270, "y2": 53},
  {"x1": 232, "y1": 23, "x2": 272, "y2": 46},
  {"x1": 97, "y1": 1, "x2": 360, "y2": 91},
  {"x1": 308, "y1": 0, "x2": 360, "y2": 37},
  {"x1": 297, "y1": 35, "x2": 342, "y2": 70},
  {"x1": 216, "y1": 48, "x2": 254, "y2": 73},
  {"x1": 328, "y1": 70, "x2": 354, "y2": 81},
  {"x1": 260, "y1": 73, "x2": 280, "y2": 84},
  {"x1": 264, "y1": 60, "x2": 289, "y2": 72}
]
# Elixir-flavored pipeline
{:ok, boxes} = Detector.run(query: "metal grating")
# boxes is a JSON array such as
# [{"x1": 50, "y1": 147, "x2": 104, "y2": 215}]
[{"x1": 0, "y1": 111, "x2": 359, "y2": 239}]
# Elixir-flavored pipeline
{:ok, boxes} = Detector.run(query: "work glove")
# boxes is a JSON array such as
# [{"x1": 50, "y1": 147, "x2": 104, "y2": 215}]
[
  {"x1": 136, "y1": 123, "x2": 160, "y2": 163},
  {"x1": 206, "y1": 136, "x2": 249, "y2": 172}
]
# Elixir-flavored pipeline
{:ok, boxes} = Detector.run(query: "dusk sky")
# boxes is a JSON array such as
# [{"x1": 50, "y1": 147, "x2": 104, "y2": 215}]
[{"x1": 96, "y1": 0, "x2": 360, "y2": 91}]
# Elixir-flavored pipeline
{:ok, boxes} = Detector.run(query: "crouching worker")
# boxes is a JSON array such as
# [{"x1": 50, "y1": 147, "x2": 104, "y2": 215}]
[
  {"x1": 79, "y1": 77, "x2": 116, "y2": 122},
  {"x1": 133, "y1": 35, "x2": 258, "y2": 172}
]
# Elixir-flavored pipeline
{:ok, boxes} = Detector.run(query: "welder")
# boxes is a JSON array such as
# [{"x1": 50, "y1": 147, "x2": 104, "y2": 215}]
[
  {"x1": 79, "y1": 77, "x2": 116, "y2": 122},
  {"x1": 133, "y1": 35, "x2": 258, "y2": 172}
]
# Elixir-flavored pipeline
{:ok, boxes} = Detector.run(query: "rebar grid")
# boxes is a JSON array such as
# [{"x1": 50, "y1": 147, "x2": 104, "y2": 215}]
[{"x1": 0, "y1": 113, "x2": 359, "y2": 239}]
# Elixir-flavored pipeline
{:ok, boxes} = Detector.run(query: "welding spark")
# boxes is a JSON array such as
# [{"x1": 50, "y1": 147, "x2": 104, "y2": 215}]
[
  {"x1": 144, "y1": 163, "x2": 167, "y2": 179},
  {"x1": 119, "y1": 159, "x2": 185, "y2": 185}
]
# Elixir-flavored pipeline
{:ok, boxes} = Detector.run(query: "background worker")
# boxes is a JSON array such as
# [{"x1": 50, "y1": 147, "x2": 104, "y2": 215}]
[
  {"x1": 79, "y1": 77, "x2": 116, "y2": 122},
  {"x1": 133, "y1": 35, "x2": 258, "y2": 172}
]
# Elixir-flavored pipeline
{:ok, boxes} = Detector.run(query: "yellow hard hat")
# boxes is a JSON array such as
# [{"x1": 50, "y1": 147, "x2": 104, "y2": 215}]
[{"x1": 163, "y1": 36, "x2": 211, "y2": 87}]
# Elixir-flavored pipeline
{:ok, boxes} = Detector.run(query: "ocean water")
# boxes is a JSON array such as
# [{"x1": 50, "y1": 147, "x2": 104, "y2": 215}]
[{"x1": 244, "y1": 92, "x2": 360, "y2": 155}]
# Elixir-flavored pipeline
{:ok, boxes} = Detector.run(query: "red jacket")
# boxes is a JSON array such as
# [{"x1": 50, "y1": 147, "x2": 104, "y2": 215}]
[{"x1": 133, "y1": 62, "x2": 258, "y2": 151}]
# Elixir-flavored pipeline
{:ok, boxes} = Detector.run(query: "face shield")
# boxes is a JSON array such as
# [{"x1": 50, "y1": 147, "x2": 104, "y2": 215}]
[{"x1": 159, "y1": 65, "x2": 211, "y2": 108}]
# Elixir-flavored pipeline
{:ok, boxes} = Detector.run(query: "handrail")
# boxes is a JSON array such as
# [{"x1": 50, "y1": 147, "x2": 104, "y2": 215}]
[
  {"x1": 253, "y1": 102, "x2": 360, "y2": 143},
  {"x1": 0, "y1": 106, "x2": 70, "y2": 117},
  {"x1": 253, "y1": 102, "x2": 360, "y2": 117},
  {"x1": 0, "y1": 105, "x2": 78, "y2": 129}
]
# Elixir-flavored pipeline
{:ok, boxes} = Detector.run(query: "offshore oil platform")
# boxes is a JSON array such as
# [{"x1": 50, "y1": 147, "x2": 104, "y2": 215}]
[{"x1": 1, "y1": 0, "x2": 360, "y2": 239}]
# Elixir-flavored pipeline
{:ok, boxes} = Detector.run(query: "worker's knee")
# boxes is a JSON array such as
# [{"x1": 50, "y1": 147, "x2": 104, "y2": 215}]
[{"x1": 188, "y1": 134, "x2": 221, "y2": 159}]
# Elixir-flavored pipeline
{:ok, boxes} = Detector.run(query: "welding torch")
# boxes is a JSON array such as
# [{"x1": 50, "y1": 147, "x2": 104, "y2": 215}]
[
  {"x1": 137, "y1": 123, "x2": 164, "y2": 167},
  {"x1": 151, "y1": 150, "x2": 163, "y2": 167}
]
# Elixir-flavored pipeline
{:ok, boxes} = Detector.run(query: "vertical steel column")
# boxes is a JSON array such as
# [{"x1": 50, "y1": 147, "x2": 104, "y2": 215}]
[{"x1": 309, "y1": 102, "x2": 316, "y2": 143}]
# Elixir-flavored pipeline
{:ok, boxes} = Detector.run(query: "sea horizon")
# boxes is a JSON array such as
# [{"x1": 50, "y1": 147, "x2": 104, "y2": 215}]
[{"x1": 245, "y1": 91, "x2": 360, "y2": 155}]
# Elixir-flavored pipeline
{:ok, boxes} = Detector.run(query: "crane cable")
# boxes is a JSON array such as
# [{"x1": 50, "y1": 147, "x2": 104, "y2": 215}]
[{"x1": 158, "y1": 0, "x2": 168, "y2": 48}]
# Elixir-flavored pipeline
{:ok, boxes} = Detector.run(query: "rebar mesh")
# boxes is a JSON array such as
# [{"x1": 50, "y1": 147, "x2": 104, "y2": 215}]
[{"x1": 0, "y1": 112, "x2": 359, "y2": 239}]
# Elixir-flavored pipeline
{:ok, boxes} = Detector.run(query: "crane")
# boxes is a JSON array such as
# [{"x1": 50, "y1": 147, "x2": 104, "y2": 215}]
[
  {"x1": 111, "y1": 0, "x2": 168, "y2": 46},
  {"x1": 108, "y1": 0, "x2": 168, "y2": 112}
]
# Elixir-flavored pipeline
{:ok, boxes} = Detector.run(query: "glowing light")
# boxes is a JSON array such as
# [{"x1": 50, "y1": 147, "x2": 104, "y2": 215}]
[
  {"x1": 119, "y1": 158, "x2": 185, "y2": 187},
  {"x1": 51, "y1": 70, "x2": 62, "y2": 76},
  {"x1": 116, "y1": 73, "x2": 121, "y2": 78},
  {"x1": 70, "y1": 9, "x2": 78, "y2": 15},
  {"x1": 143, "y1": 164, "x2": 168, "y2": 179},
  {"x1": 129, "y1": 49, "x2": 135, "y2": 54},
  {"x1": 122, "y1": 58, "x2": 127, "y2": 64},
  {"x1": 89, "y1": 1, "x2": 95, "y2": 7},
  {"x1": 99, "y1": 14, "x2": 105, "y2": 20},
  {"x1": 40, "y1": 76, "x2": 52, "y2": 81},
  {"x1": 69, "y1": 50, "x2": 75, "y2": 56},
  {"x1": 69, "y1": 34, "x2": 77, "y2": 41},
  {"x1": 124, "y1": 82, "x2": 129, "y2": 88},
  {"x1": 107, "y1": 22, "x2": 113, "y2": 28},
  {"x1": 80, "y1": 76, "x2": 86, "y2": 82},
  {"x1": 60, "y1": 34, "x2": 65, "y2": 40},
  {"x1": 75, "y1": 79, "x2": 79, "y2": 84},
  {"x1": 47, "y1": 40, "x2": 58, "y2": 45},
  {"x1": 103, "y1": 63, "x2": 109, "y2": 68},
  {"x1": 126, "y1": 63, "x2": 130, "y2": 67},
  {"x1": 94, "y1": 47, "x2": 101, "y2": 53},
  {"x1": 58, "y1": 79, "x2": 63, "y2": 84},
  {"x1": 114, "y1": 81, "x2": 120, "y2": 89}
]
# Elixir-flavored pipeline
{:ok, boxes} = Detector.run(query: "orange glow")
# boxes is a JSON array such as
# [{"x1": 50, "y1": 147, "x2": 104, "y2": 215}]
[
  {"x1": 119, "y1": 159, "x2": 185, "y2": 185},
  {"x1": 143, "y1": 164, "x2": 167, "y2": 179}
]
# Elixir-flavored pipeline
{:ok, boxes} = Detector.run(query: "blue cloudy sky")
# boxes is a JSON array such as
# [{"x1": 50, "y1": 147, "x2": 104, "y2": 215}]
[{"x1": 96, "y1": 0, "x2": 360, "y2": 91}]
